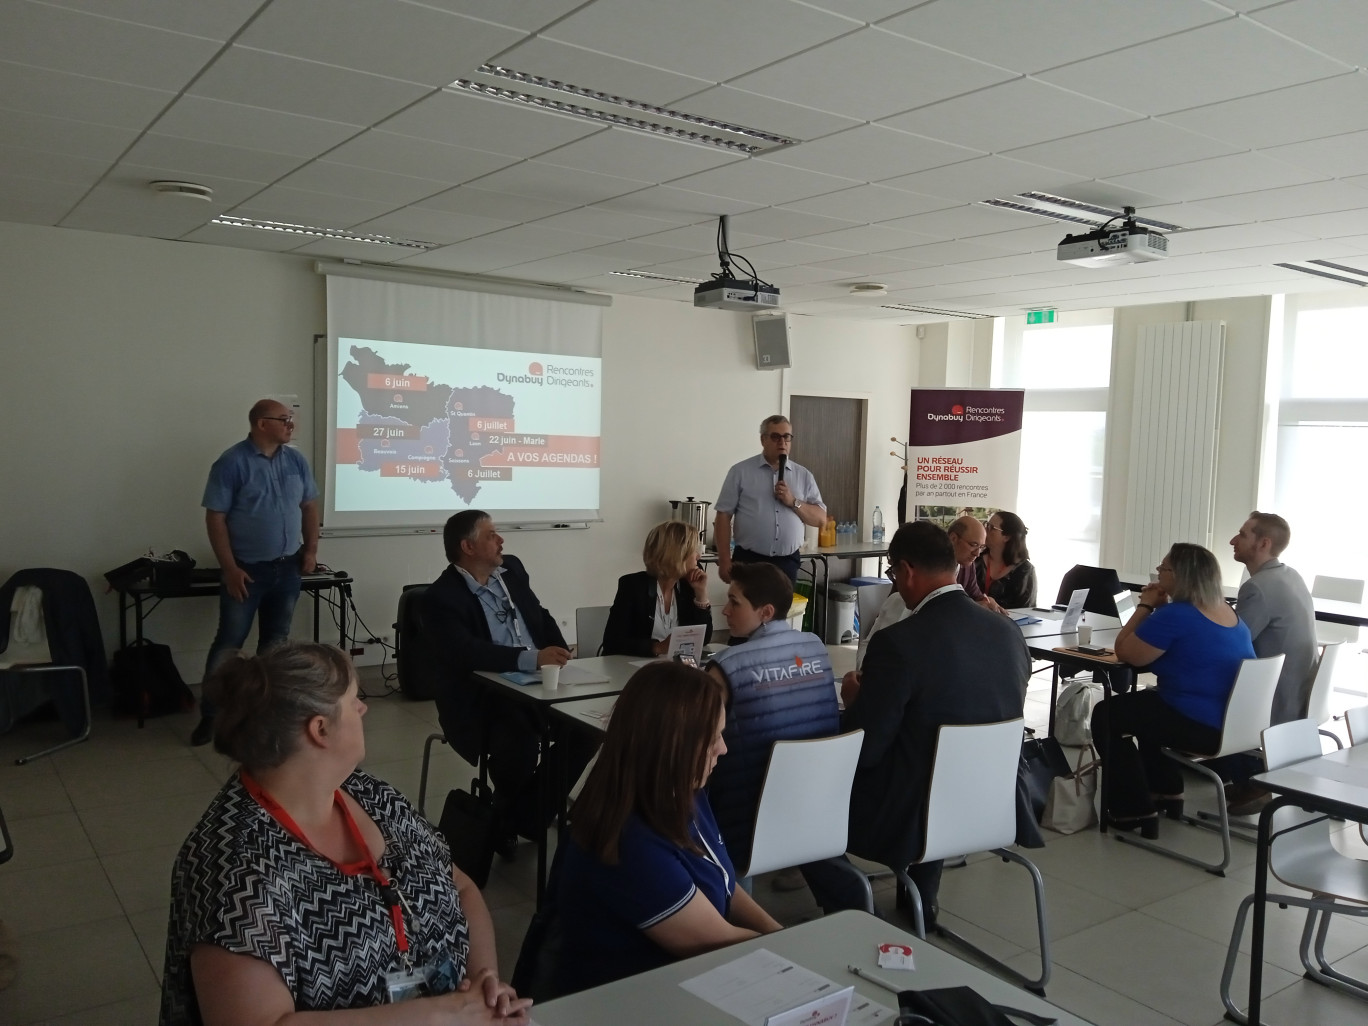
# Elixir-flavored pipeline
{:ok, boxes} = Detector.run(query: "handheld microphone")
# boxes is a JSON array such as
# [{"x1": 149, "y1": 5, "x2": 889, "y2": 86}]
[{"x1": 777, "y1": 453, "x2": 787, "y2": 481}]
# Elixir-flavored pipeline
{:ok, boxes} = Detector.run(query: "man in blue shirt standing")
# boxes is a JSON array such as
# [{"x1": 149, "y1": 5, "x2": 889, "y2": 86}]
[
  {"x1": 191, "y1": 399, "x2": 319, "y2": 745},
  {"x1": 714, "y1": 415, "x2": 826, "y2": 583}
]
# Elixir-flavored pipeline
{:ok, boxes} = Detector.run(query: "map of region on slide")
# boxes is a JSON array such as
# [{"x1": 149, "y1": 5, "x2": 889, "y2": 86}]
[{"x1": 337, "y1": 344, "x2": 600, "y2": 507}]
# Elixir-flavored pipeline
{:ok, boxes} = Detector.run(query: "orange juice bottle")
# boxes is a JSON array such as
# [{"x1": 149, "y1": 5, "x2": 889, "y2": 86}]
[{"x1": 820, "y1": 517, "x2": 837, "y2": 547}]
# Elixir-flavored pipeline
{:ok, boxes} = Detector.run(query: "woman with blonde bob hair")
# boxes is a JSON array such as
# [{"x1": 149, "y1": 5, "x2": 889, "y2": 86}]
[
  {"x1": 161, "y1": 642, "x2": 527, "y2": 1026},
  {"x1": 546, "y1": 662, "x2": 780, "y2": 996},
  {"x1": 601, "y1": 520, "x2": 713, "y2": 656},
  {"x1": 1091, "y1": 543, "x2": 1253, "y2": 839}
]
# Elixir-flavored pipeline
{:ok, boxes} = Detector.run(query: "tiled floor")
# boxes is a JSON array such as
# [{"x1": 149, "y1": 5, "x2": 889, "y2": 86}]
[{"x1": 2, "y1": 662, "x2": 1368, "y2": 1025}]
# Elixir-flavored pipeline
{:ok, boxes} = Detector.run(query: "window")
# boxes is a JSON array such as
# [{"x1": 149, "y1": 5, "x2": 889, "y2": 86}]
[
  {"x1": 1272, "y1": 295, "x2": 1368, "y2": 584},
  {"x1": 998, "y1": 312, "x2": 1112, "y2": 604}
]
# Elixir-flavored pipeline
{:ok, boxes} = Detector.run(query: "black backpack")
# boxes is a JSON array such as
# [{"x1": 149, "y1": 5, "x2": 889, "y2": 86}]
[{"x1": 110, "y1": 638, "x2": 196, "y2": 724}]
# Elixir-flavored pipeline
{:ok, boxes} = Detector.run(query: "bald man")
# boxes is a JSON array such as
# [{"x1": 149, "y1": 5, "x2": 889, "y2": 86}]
[
  {"x1": 947, "y1": 515, "x2": 1002, "y2": 613},
  {"x1": 192, "y1": 398, "x2": 320, "y2": 745}
]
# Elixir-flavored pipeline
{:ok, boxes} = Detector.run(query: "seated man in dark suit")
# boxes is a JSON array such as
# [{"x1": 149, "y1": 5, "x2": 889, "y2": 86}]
[
  {"x1": 805, "y1": 520, "x2": 1031, "y2": 922},
  {"x1": 421, "y1": 510, "x2": 590, "y2": 849}
]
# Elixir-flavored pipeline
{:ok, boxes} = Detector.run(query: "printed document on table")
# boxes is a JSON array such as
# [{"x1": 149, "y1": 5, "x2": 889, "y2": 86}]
[
  {"x1": 679, "y1": 949, "x2": 895, "y2": 1026},
  {"x1": 1060, "y1": 588, "x2": 1088, "y2": 633}
]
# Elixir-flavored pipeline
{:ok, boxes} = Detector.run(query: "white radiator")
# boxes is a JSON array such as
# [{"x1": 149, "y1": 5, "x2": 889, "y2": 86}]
[{"x1": 1122, "y1": 321, "x2": 1225, "y2": 571}]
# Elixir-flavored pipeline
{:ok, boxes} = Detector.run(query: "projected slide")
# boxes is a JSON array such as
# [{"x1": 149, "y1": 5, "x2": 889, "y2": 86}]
[{"x1": 334, "y1": 337, "x2": 601, "y2": 512}]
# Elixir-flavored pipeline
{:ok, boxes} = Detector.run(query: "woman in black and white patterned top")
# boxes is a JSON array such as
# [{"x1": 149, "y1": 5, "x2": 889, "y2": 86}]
[{"x1": 160, "y1": 642, "x2": 529, "y2": 1026}]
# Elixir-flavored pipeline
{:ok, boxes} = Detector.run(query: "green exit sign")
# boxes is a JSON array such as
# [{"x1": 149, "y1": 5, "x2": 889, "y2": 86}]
[{"x1": 1026, "y1": 309, "x2": 1057, "y2": 325}]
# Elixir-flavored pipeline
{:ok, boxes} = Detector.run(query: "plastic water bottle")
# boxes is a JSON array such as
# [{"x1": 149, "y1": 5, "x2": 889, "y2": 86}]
[{"x1": 872, "y1": 506, "x2": 885, "y2": 544}]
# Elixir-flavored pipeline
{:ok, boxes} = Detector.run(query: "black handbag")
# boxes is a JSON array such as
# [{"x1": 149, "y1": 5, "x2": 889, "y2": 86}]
[
  {"x1": 436, "y1": 778, "x2": 498, "y2": 888},
  {"x1": 896, "y1": 985, "x2": 1056, "y2": 1025},
  {"x1": 1020, "y1": 733, "x2": 1071, "y2": 822}
]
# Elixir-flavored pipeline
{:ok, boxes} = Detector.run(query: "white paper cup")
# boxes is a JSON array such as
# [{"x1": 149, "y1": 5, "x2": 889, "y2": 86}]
[
  {"x1": 542, "y1": 664, "x2": 561, "y2": 690},
  {"x1": 1077, "y1": 625, "x2": 1093, "y2": 646}
]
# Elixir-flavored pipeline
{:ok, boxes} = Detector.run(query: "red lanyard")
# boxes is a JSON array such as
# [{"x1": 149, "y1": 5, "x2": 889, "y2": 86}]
[{"x1": 240, "y1": 771, "x2": 408, "y2": 954}]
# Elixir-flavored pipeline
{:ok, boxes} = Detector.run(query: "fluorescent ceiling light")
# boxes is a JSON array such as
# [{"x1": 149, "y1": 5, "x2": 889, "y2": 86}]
[
  {"x1": 450, "y1": 65, "x2": 796, "y2": 155},
  {"x1": 210, "y1": 216, "x2": 438, "y2": 250},
  {"x1": 982, "y1": 191, "x2": 1186, "y2": 232},
  {"x1": 881, "y1": 303, "x2": 992, "y2": 319},
  {"x1": 1274, "y1": 261, "x2": 1368, "y2": 286},
  {"x1": 610, "y1": 269, "x2": 705, "y2": 284}
]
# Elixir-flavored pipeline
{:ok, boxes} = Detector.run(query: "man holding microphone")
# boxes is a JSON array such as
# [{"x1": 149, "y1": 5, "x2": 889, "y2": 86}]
[{"x1": 714, "y1": 415, "x2": 827, "y2": 584}]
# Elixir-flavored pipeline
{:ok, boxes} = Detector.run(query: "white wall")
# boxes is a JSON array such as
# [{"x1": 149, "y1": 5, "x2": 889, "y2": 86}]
[{"x1": 0, "y1": 221, "x2": 921, "y2": 676}]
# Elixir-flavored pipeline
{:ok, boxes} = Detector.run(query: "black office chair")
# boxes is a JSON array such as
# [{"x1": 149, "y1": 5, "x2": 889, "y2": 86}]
[
  {"x1": 1055, "y1": 565, "x2": 1125, "y2": 617},
  {"x1": 1054, "y1": 564, "x2": 1136, "y2": 695},
  {"x1": 394, "y1": 583, "x2": 440, "y2": 701}
]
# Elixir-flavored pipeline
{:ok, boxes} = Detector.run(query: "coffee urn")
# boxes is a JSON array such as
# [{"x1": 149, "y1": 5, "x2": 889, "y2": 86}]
[{"x1": 668, "y1": 496, "x2": 711, "y2": 549}]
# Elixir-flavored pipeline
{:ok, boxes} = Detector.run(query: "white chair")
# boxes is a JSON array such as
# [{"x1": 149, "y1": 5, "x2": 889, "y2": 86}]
[
  {"x1": 1304, "y1": 642, "x2": 1344, "y2": 748},
  {"x1": 1219, "y1": 719, "x2": 1368, "y2": 1022},
  {"x1": 1116, "y1": 655, "x2": 1284, "y2": 875},
  {"x1": 574, "y1": 605, "x2": 611, "y2": 658},
  {"x1": 891, "y1": 718, "x2": 1052, "y2": 994},
  {"x1": 1312, "y1": 575, "x2": 1365, "y2": 604},
  {"x1": 1347, "y1": 705, "x2": 1368, "y2": 745},
  {"x1": 739, "y1": 730, "x2": 872, "y2": 911}
]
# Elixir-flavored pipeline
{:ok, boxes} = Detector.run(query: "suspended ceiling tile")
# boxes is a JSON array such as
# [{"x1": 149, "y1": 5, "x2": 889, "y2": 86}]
[
  {"x1": 323, "y1": 131, "x2": 518, "y2": 185},
  {"x1": 882, "y1": 78, "x2": 1140, "y2": 153},
  {"x1": 153, "y1": 95, "x2": 363, "y2": 158},
  {"x1": 799, "y1": 224, "x2": 941, "y2": 254},
  {"x1": 379, "y1": 89, "x2": 599, "y2": 158},
  {"x1": 492, "y1": 253, "x2": 628, "y2": 283},
  {"x1": 1263, "y1": 130, "x2": 1368, "y2": 179},
  {"x1": 531, "y1": 206, "x2": 689, "y2": 241},
  {"x1": 544, "y1": 0, "x2": 857, "y2": 82},
  {"x1": 883, "y1": 237, "x2": 1022, "y2": 265},
  {"x1": 879, "y1": 154, "x2": 1082, "y2": 204},
  {"x1": 1198, "y1": 180, "x2": 1368, "y2": 222},
  {"x1": 1005, "y1": 119, "x2": 1241, "y2": 180},
  {"x1": 670, "y1": 86, "x2": 861, "y2": 144},
  {"x1": 563, "y1": 273, "x2": 672, "y2": 293},
  {"x1": 0, "y1": 171, "x2": 89, "y2": 209},
  {"x1": 733, "y1": 238, "x2": 864, "y2": 269},
  {"x1": 467, "y1": 160, "x2": 650, "y2": 205},
  {"x1": 578, "y1": 239, "x2": 706, "y2": 265},
  {"x1": 0, "y1": 108, "x2": 139, "y2": 163},
  {"x1": 1177, "y1": 222, "x2": 1318, "y2": 253},
  {"x1": 470, "y1": 223, "x2": 620, "y2": 257},
  {"x1": 397, "y1": 238, "x2": 545, "y2": 273},
  {"x1": 611, "y1": 223, "x2": 719, "y2": 254},
  {"x1": 408, "y1": 0, "x2": 588, "y2": 32},
  {"x1": 725, "y1": 207, "x2": 858, "y2": 241},
  {"x1": 762, "y1": 124, "x2": 982, "y2": 181},
  {"x1": 0, "y1": 61, "x2": 175, "y2": 130},
  {"x1": 0, "y1": 1, "x2": 222, "y2": 90},
  {"x1": 291, "y1": 237, "x2": 414, "y2": 262},
  {"x1": 237, "y1": 0, "x2": 526, "y2": 86},
  {"x1": 1261, "y1": 207, "x2": 1368, "y2": 241},
  {"x1": 0, "y1": 143, "x2": 108, "y2": 185},
  {"x1": 276, "y1": 161, "x2": 453, "y2": 206},
  {"x1": 536, "y1": 127, "x2": 743, "y2": 184},
  {"x1": 884, "y1": 203, "x2": 1046, "y2": 240},
  {"x1": 1101, "y1": 152, "x2": 1327, "y2": 205},
  {"x1": 190, "y1": 47, "x2": 429, "y2": 126},
  {"x1": 730, "y1": 27, "x2": 1013, "y2": 122},
  {"x1": 1249, "y1": 0, "x2": 1368, "y2": 69},
  {"x1": 1040, "y1": 19, "x2": 1351, "y2": 116},
  {"x1": 492, "y1": 36, "x2": 712, "y2": 107},
  {"x1": 782, "y1": 184, "x2": 958, "y2": 222},
  {"x1": 417, "y1": 184, "x2": 578, "y2": 221},
  {"x1": 182, "y1": 221, "x2": 311, "y2": 251},
  {"x1": 668, "y1": 160, "x2": 858, "y2": 206},
  {"x1": 805, "y1": 252, "x2": 927, "y2": 276},
  {"x1": 352, "y1": 207, "x2": 515, "y2": 245},
  {"x1": 879, "y1": 0, "x2": 1228, "y2": 76},
  {"x1": 121, "y1": 134, "x2": 304, "y2": 184},
  {"x1": 1164, "y1": 73, "x2": 1368, "y2": 149},
  {"x1": 37, "y1": 0, "x2": 263, "y2": 39}
]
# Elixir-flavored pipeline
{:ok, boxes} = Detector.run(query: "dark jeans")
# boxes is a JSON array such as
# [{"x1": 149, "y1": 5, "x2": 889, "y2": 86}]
[
  {"x1": 732, "y1": 546, "x2": 801, "y2": 583},
  {"x1": 200, "y1": 557, "x2": 302, "y2": 718},
  {"x1": 1091, "y1": 689, "x2": 1222, "y2": 819}
]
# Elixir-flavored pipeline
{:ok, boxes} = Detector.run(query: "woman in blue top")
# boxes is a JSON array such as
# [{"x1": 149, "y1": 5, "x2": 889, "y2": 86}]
[
  {"x1": 1091, "y1": 543, "x2": 1254, "y2": 837},
  {"x1": 550, "y1": 662, "x2": 782, "y2": 997}
]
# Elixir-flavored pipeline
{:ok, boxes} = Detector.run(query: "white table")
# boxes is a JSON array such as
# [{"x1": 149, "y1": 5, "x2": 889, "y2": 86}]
[
  {"x1": 1011, "y1": 607, "x2": 1122, "y2": 639},
  {"x1": 532, "y1": 909, "x2": 1094, "y2": 1025},
  {"x1": 1248, "y1": 745, "x2": 1368, "y2": 1025}
]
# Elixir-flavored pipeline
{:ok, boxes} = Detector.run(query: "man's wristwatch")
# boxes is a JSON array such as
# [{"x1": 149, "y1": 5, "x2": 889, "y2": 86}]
[{"x1": 793, "y1": 501, "x2": 803, "y2": 511}]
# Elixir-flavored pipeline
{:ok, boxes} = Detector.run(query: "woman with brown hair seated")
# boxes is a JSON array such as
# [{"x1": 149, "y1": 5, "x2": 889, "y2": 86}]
[
  {"x1": 548, "y1": 662, "x2": 781, "y2": 996},
  {"x1": 161, "y1": 642, "x2": 528, "y2": 1026},
  {"x1": 601, "y1": 520, "x2": 713, "y2": 657},
  {"x1": 975, "y1": 510, "x2": 1037, "y2": 609}
]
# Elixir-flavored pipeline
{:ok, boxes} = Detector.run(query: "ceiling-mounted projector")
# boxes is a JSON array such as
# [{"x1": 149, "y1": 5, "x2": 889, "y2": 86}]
[
  {"x1": 694, "y1": 277, "x2": 781, "y2": 311},
  {"x1": 1058, "y1": 212, "x2": 1169, "y2": 267}
]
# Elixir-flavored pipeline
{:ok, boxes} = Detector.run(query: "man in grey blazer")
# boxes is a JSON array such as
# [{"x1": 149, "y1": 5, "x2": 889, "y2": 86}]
[{"x1": 808, "y1": 520, "x2": 1031, "y2": 922}]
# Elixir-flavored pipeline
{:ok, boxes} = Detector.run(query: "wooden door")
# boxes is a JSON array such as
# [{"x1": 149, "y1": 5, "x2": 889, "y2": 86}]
[{"x1": 788, "y1": 395, "x2": 865, "y2": 523}]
